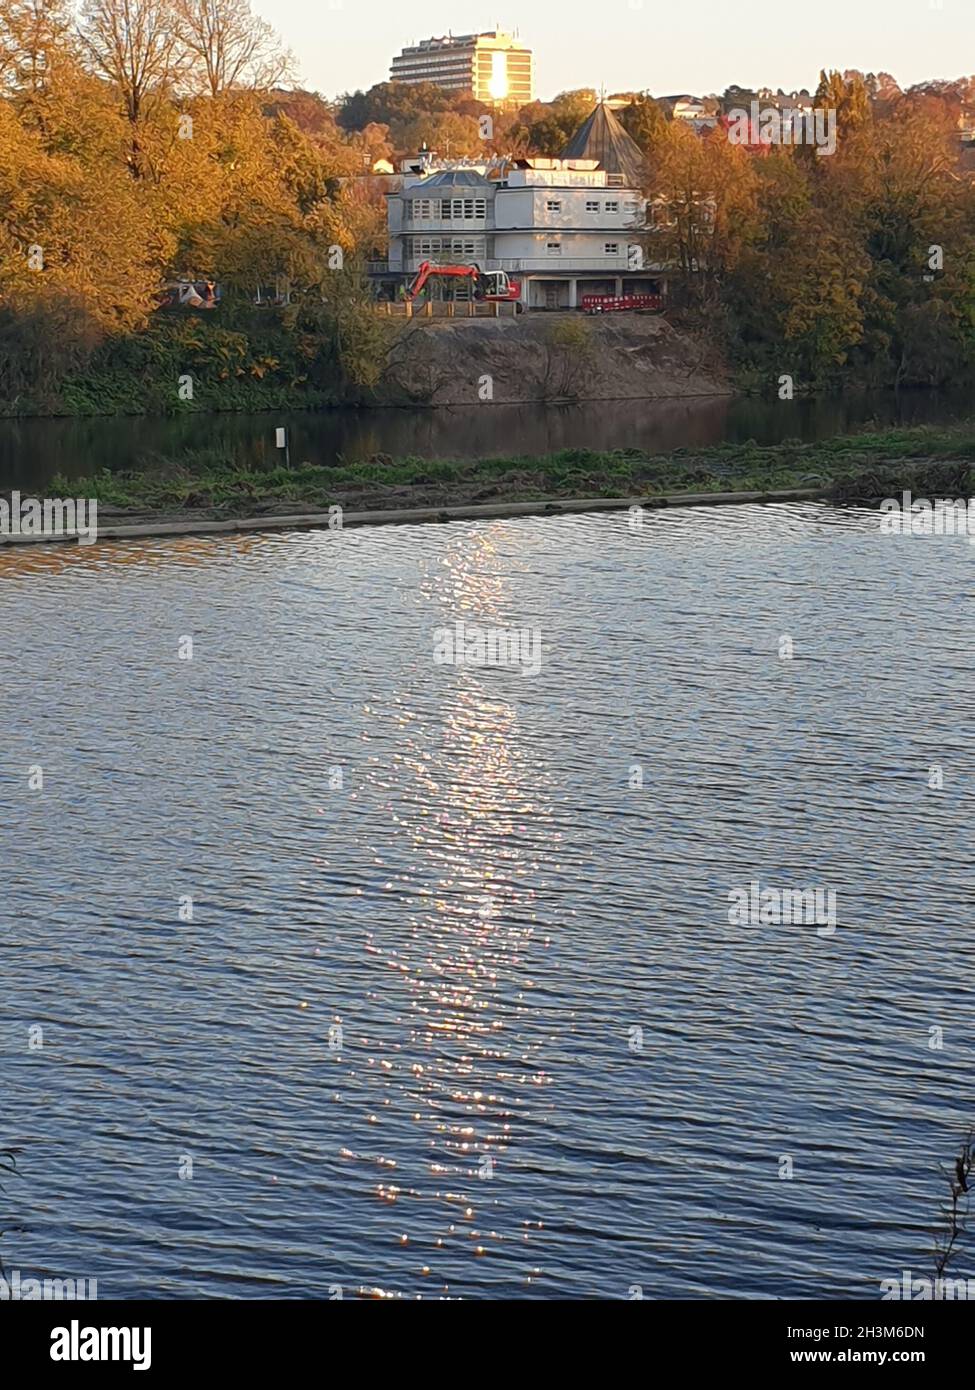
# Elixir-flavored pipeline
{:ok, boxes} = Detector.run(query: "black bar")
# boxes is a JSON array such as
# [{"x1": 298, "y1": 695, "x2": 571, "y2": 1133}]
[{"x1": 2, "y1": 1299, "x2": 966, "y2": 1375}]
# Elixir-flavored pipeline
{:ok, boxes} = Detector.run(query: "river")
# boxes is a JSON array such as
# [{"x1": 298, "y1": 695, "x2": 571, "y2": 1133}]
[
  {"x1": 2, "y1": 501, "x2": 972, "y2": 1298},
  {"x1": 1, "y1": 387, "x2": 974, "y2": 492}
]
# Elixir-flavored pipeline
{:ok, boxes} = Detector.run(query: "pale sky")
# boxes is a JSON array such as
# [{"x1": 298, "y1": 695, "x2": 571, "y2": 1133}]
[{"x1": 258, "y1": 0, "x2": 974, "y2": 101}]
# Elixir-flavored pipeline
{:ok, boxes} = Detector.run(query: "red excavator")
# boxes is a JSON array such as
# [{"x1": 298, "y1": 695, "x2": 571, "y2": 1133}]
[{"x1": 405, "y1": 261, "x2": 521, "y2": 306}]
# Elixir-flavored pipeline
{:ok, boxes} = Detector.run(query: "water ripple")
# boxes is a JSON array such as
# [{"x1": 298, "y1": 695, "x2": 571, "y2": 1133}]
[{"x1": 2, "y1": 503, "x2": 974, "y2": 1298}]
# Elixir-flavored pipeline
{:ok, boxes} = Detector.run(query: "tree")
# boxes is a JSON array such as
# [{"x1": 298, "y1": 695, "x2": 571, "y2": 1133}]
[
  {"x1": 814, "y1": 69, "x2": 871, "y2": 135},
  {"x1": 0, "y1": 96, "x2": 166, "y2": 337},
  {"x1": 534, "y1": 316, "x2": 594, "y2": 400},
  {"x1": 78, "y1": 0, "x2": 183, "y2": 136},
  {"x1": 393, "y1": 112, "x2": 482, "y2": 159},
  {"x1": 648, "y1": 122, "x2": 760, "y2": 301},
  {"x1": 828, "y1": 100, "x2": 975, "y2": 385},
  {"x1": 619, "y1": 94, "x2": 667, "y2": 155},
  {"x1": 0, "y1": 0, "x2": 76, "y2": 96},
  {"x1": 172, "y1": 0, "x2": 292, "y2": 98},
  {"x1": 337, "y1": 81, "x2": 454, "y2": 132},
  {"x1": 721, "y1": 84, "x2": 758, "y2": 113},
  {"x1": 722, "y1": 88, "x2": 975, "y2": 390},
  {"x1": 513, "y1": 88, "x2": 597, "y2": 154}
]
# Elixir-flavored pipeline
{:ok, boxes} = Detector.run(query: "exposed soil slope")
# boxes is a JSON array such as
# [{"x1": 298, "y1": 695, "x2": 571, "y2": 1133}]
[{"x1": 385, "y1": 313, "x2": 731, "y2": 405}]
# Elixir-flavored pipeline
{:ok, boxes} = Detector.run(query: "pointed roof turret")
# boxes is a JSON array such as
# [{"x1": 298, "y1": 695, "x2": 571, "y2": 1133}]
[{"x1": 559, "y1": 101, "x2": 645, "y2": 184}]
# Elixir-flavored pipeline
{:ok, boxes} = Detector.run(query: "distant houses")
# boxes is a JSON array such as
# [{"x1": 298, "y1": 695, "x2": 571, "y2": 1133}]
[
  {"x1": 656, "y1": 95, "x2": 717, "y2": 133},
  {"x1": 660, "y1": 95, "x2": 708, "y2": 122}
]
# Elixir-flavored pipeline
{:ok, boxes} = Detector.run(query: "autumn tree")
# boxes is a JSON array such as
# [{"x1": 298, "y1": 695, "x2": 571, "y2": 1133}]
[
  {"x1": 828, "y1": 99, "x2": 975, "y2": 384},
  {"x1": 172, "y1": 0, "x2": 293, "y2": 97},
  {"x1": 814, "y1": 69, "x2": 871, "y2": 135},
  {"x1": 0, "y1": 0, "x2": 76, "y2": 96},
  {"x1": 726, "y1": 152, "x2": 868, "y2": 386},
  {"x1": 2, "y1": 118, "x2": 164, "y2": 317},
  {"x1": 647, "y1": 121, "x2": 760, "y2": 303},
  {"x1": 78, "y1": 0, "x2": 184, "y2": 174},
  {"x1": 723, "y1": 87, "x2": 975, "y2": 389},
  {"x1": 393, "y1": 111, "x2": 482, "y2": 159}
]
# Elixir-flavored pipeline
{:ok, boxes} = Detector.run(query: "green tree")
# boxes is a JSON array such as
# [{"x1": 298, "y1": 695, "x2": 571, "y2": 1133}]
[
  {"x1": 619, "y1": 94, "x2": 667, "y2": 155},
  {"x1": 814, "y1": 69, "x2": 871, "y2": 136}
]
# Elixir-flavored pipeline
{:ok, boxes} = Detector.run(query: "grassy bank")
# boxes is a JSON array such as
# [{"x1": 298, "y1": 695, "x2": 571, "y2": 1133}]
[{"x1": 48, "y1": 424, "x2": 975, "y2": 525}]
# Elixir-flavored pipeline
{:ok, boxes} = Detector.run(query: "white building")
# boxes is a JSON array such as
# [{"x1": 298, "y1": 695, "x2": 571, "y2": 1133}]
[
  {"x1": 662, "y1": 95, "x2": 707, "y2": 121},
  {"x1": 382, "y1": 103, "x2": 666, "y2": 310}
]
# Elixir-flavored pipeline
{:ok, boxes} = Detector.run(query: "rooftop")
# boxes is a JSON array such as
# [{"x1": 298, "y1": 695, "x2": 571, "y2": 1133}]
[
  {"x1": 559, "y1": 102, "x2": 645, "y2": 185},
  {"x1": 418, "y1": 169, "x2": 492, "y2": 187}
]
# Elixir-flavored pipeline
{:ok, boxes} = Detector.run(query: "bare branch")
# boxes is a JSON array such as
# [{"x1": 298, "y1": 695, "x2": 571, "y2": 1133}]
[
  {"x1": 934, "y1": 1129, "x2": 974, "y2": 1283},
  {"x1": 171, "y1": 0, "x2": 293, "y2": 98}
]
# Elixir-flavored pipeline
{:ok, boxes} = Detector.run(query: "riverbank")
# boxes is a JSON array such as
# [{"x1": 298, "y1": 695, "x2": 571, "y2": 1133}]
[
  {"x1": 0, "y1": 423, "x2": 970, "y2": 544},
  {"x1": 20, "y1": 423, "x2": 971, "y2": 534},
  {"x1": 1, "y1": 310, "x2": 730, "y2": 419},
  {"x1": 0, "y1": 487, "x2": 832, "y2": 545},
  {"x1": 384, "y1": 313, "x2": 731, "y2": 405}
]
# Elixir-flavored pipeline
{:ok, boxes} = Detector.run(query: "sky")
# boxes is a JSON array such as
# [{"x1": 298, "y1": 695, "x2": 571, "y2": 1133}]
[{"x1": 255, "y1": 0, "x2": 975, "y2": 101}]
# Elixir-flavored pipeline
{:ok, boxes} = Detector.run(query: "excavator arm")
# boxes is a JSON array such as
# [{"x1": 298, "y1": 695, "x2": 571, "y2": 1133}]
[
  {"x1": 403, "y1": 262, "x2": 519, "y2": 305},
  {"x1": 405, "y1": 261, "x2": 479, "y2": 302}
]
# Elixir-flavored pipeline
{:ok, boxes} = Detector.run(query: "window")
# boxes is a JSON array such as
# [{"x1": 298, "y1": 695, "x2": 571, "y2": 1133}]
[
  {"x1": 604, "y1": 242, "x2": 620, "y2": 255},
  {"x1": 410, "y1": 197, "x2": 486, "y2": 221},
  {"x1": 585, "y1": 199, "x2": 599, "y2": 213},
  {"x1": 411, "y1": 236, "x2": 483, "y2": 259},
  {"x1": 546, "y1": 199, "x2": 562, "y2": 212},
  {"x1": 443, "y1": 197, "x2": 486, "y2": 220},
  {"x1": 604, "y1": 201, "x2": 619, "y2": 213},
  {"x1": 546, "y1": 241, "x2": 562, "y2": 256}
]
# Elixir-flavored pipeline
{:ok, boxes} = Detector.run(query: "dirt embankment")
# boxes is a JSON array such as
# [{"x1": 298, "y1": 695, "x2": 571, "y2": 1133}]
[{"x1": 384, "y1": 312, "x2": 731, "y2": 406}]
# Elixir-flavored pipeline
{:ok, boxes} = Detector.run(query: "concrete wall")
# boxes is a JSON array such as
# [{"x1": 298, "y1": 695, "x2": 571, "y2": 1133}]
[
  {"x1": 494, "y1": 187, "x2": 644, "y2": 232},
  {"x1": 491, "y1": 231, "x2": 637, "y2": 267}
]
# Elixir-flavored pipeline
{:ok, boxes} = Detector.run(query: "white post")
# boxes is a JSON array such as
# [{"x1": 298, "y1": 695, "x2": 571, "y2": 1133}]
[{"x1": 275, "y1": 426, "x2": 290, "y2": 468}]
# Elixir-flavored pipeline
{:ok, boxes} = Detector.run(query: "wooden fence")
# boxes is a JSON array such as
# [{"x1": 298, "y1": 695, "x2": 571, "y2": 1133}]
[{"x1": 375, "y1": 299, "x2": 518, "y2": 319}]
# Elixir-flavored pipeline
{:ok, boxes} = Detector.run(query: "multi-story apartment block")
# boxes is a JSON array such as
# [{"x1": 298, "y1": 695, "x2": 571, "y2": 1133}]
[
  {"x1": 389, "y1": 30, "x2": 533, "y2": 105},
  {"x1": 382, "y1": 102, "x2": 665, "y2": 310}
]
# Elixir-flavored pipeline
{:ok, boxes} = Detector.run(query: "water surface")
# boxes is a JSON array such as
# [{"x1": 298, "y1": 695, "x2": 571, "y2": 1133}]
[{"x1": 2, "y1": 504, "x2": 973, "y2": 1298}]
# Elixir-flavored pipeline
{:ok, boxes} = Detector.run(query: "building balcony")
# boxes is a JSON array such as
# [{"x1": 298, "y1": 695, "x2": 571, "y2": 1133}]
[
  {"x1": 392, "y1": 253, "x2": 671, "y2": 277},
  {"x1": 403, "y1": 256, "x2": 484, "y2": 274},
  {"x1": 401, "y1": 217, "x2": 489, "y2": 232},
  {"x1": 484, "y1": 256, "x2": 633, "y2": 273}
]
